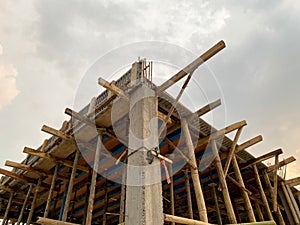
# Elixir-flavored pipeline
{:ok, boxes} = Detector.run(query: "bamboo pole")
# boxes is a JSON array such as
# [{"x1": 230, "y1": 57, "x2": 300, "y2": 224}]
[
  {"x1": 184, "y1": 169, "x2": 193, "y2": 219},
  {"x1": 253, "y1": 165, "x2": 273, "y2": 220},
  {"x1": 62, "y1": 150, "x2": 80, "y2": 222},
  {"x1": 231, "y1": 155, "x2": 256, "y2": 222},
  {"x1": 182, "y1": 118, "x2": 208, "y2": 222},
  {"x1": 281, "y1": 181, "x2": 300, "y2": 224},
  {"x1": 44, "y1": 163, "x2": 59, "y2": 218},
  {"x1": 86, "y1": 135, "x2": 102, "y2": 225},
  {"x1": 27, "y1": 177, "x2": 42, "y2": 224},
  {"x1": 208, "y1": 183, "x2": 222, "y2": 225},
  {"x1": 211, "y1": 140, "x2": 236, "y2": 224},
  {"x1": 2, "y1": 192, "x2": 14, "y2": 225},
  {"x1": 17, "y1": 184, "x2": 33, "y2": 225}
]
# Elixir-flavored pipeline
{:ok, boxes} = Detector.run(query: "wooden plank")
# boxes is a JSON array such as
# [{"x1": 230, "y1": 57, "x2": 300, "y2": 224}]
[
  {"x1": 5, "y1": 160, "x2": 68, "y2": 180},
  {"x1": 0, "y1": 167, "x2": 37, "y2": 184},
  {"x1": 42, "y1": 125, "x2": 73, "y2": 140},
  {"x1": 164, "y1": 214, "x2": 213, "y2": 225},
  {"x1": 267, "y1": 156, "x2": 296, "y2": 173},
  {"x1": 195, "y1": 99, "x2": 221, "y2": 117},
  {"x1": 98, "y1": 77, "x2": 129, "y2": 101},
  {"x1": 157, "y1": 40, "x2": 226, "y2": 93},
  {"x1": 24, "y1": 147, "x2": 89, "y2": 173},
  {"x1": 240, "y1": 149, "x2": 283, "y2": 170},
  {"x1": 0, "y1": 184, "x2": 14, "y2": 193},
  {"x1": 37, "y1": 217, "x2": 80, "y2": 225},
  {"x1": 285, "y1": 177, "x2": 300, "y2": 187},
  {"x1": 235, "y1": 135, "x2": 263, "y2": 153}
]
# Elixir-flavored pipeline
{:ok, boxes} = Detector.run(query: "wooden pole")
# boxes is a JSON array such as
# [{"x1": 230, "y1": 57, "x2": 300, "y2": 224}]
[
  {"x1": 2, "y1": 192, "x2": 14, "y2": 225},
  {"x1": 119, "y1": 166, "x2": 126, "y2": 224},
  {"x1": 182, "y1": 118, "x2": 208, "y2": 222},
  {"x1": 262, "y1": 170, "x2": 285, "y2": 225},
  {"x1": 102, "y1": 180, "x2": 108, "y2": 225},
  {"x1": 211, "y1": 140, "x2": 237, "y2": 224},
  {"x1": 17, "y1": 184, "x2": 33, "y2": 225},
  {"x1": 44, "y1": 163, "x2": 59, "y2": 218},
  {"x1": 281, "y1": 181, "x2": 300, "y2": 224},
  {"x1": 62, "y1": 150, "x2": 80, "y2": 222},
  {"x1": 86, "y1": 135, "x2": 102, "y2": 225},
  {"x1": 208, "y1": 183, "x2": 222, "y2": 225},
  {"x1": 37, "y1": 217, "x2": 80, "y2": 225},
  {"x1": 254, "y1": 201, "x2": 264, "y2": 221},
  {"x1": 169, "y1": 164, "x2": 175, "y2": 225},
  {"x1": 195, "y1": 99, "x2": 221, "y2": 117},
  {"x1": 253, "y1": 165, "x2": 273, "y2": 220},
  {"x1": 27, "y1": 177, "x2": 42, "y2": 224},
  {"x1": 273, "y1": 154, "x2": 279, "y2": 212},
  {"x1": 157, "y1": 40, "x2": 225, "y2": 93},
  {"x1": 231, "y1": 155, "x2": 256, "y2": 222},
  {"x1": 184, "y1": 169, "x2": 193, "y2": 219}
]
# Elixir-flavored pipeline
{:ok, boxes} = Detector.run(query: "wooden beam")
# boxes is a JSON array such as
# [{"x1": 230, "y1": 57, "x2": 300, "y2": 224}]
[
  {"x1": 42, "y1": 125, "x2": 73, "y2": 140},
  {"x1": 65, "y1": 108, "x2": 94, "y2": 127},
  {"x1": 24, "y1": 147, "x2": 89, "y2": 173},
  {"x1": 197, "y1": 120, "x2": 247, "y2": 148},
  {"x1": 0, "y1": 167, "x2": 36, "y2": 184},
  {"x1": 5, "y1": 160, "x2": 68, "y2": 180},
  {"x1": 98, "y1": 77, "x2": 129, "y2": 101},
  {"x1": 240, "y1": 148, "x2": 283, "y2": 170},
  {"x1": 273, "y1": 154, "x2": 279, "y2": 212},
  {"x1": 208, "y1": 183, "x2": 222, "y2": 225},
  {"x1": 164, "y1": 214, "x2": 213, "y2": 225},
  {"x1": 235, "y1": 135, "x2": 263, "y2": 153},
  {"x1": 184, "y1": 169, "x2": 193, "y2": 219},
  {"x1": 285, "y1": 177, "x2": 300, "y2": 187},
  {"x1": 41, "y1": 139, "x2": 49, "y2": 152},
  {"x1": 226, "y1": 174, "x2": 252, "y2": 195},
  {"x1": 195, "y1": 99, "x2": 221, "y2": 117},
  {"x1": 0, "y1": 184, "x2": 14, "y2": 193},
  {"x1": 267, "y1": 156, "x2": 296, "y2": 173},
  {"x1": 37, "y1": 217, "x2": 80, "y2": 225},
  {"x1": 157, "y1": 40, "x2": 226, "y2": 93},
  {"x1": 2, "y1": 192, "x2": 14, "y2": 225}
]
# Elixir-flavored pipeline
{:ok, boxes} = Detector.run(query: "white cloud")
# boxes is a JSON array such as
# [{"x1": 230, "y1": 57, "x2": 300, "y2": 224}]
[{"x1": 0, "y1": 63, "x2": 19, "y2": 109}]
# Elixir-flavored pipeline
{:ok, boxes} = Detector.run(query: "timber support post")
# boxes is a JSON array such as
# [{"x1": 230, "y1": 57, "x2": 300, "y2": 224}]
[
  {"x1": 182, "y1": 118, "x2": 208, "y2": 222},
  {"x1": 17, "y1": 184, "x2": 33, "y2": 225},
  {"x1": 26, "y1": 177, "x2": 42, "y2": 225},
  {"x1": 44, "y1": 163, "x2": 59, "y2": 218},
  {"x1": 211, "y1": 140, "x2": 237, "y2": 224},
  {"x1": 62, "y1": 150, "x2": 80, "y2": 222}
]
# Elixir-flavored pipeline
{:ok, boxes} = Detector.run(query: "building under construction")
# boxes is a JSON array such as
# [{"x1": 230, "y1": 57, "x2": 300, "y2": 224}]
[{"x1": 0, "y1": 40, "x2": 300, "y2": 225}]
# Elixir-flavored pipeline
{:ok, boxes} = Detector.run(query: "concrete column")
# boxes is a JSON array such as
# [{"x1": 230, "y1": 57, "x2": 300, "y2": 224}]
[{"x1": 124, "y1": 83, "x2": 163, "y2": 225}]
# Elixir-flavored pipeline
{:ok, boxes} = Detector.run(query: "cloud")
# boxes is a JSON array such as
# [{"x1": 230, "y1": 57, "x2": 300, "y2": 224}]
[{"x1": 0, "y1": 63, "x2": 19, "y2": 109}]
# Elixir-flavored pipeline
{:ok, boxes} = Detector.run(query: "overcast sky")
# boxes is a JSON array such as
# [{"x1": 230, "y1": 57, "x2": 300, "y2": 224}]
[{"x1": 0, "y1": 1, "x2": 300, "y2": 181}]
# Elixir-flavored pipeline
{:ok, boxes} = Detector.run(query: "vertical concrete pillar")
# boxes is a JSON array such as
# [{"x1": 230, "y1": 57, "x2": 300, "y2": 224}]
[{"x1": 124, "y1": 83, "x2": 163, "y2": 225}]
